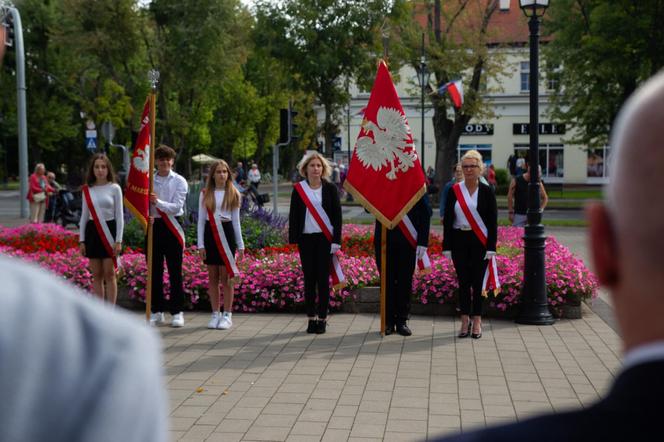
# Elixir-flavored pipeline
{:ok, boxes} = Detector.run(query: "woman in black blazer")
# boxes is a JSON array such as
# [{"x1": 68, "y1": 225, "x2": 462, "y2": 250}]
[
  {"x1": 443, "y1": 150, "x2": 497, "y2": 339},
  {"x1": 288, "y1": 152, "x2": 342, "y2": 334}
]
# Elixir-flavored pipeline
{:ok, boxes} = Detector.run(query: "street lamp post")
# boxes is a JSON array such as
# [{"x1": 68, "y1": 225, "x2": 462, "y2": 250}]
[
  {"x1": 417, "y1": 33, "x2": 430, "y2": 171},
  {"x1": 516, "y1": 0, "x2": 555, "y2": 325}
]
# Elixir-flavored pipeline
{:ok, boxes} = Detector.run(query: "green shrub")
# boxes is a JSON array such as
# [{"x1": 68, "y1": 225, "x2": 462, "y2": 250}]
[
  {"x1": 495, "y1": 168, "x2": 509, "y2": 186},
  {"x1": 123, "y1": 217, "x2": 146, "y2": 251}
]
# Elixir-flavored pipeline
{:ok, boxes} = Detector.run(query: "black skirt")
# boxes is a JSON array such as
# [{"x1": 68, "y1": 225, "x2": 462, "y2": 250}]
[
  {"x1": 203, "y1": 220, "x2": 237, "y2": 266},
  {"x1": 84, "y1": 219, "x2": 117, "y2": 259}
]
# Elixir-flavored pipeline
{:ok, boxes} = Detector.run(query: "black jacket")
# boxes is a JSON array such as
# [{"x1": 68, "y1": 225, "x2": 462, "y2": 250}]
[
  {"x1": 442, "y1": 182, "x2": 497, "y2": 252},
  {"x1": 288, "y1": 180, "x2": 342, "y2": 245},
  {"x1": 435, "y1": 360, "x2": 664, "y2": 442},
  {"x1": 374, "y1": 194, "x2": 432, "y2": 248}
]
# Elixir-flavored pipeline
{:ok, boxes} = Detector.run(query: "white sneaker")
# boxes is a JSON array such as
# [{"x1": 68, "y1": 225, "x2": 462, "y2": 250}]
[
  {"x1": 149, "y1": 312, "x2": 165, "y2": 326},
  {"x1": 207, "y1": 312, "x2": 221, "y2": 329},
  {"x1": 171, "y1": 312, "x2": 185, "y2": 328},
  {"x1": 217, "y1": 312, "x2": 232, "y2": 330}
]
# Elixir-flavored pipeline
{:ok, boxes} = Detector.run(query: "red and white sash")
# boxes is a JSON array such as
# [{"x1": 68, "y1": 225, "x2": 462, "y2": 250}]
[
  {"x1": 155, "y1": 208, "x2": 185, "y2": 249},
  {"x1": 206, "y1": 206, "x2": 240, "y2": 281},
  {"x1": 397, "y1": 215, "x2": 431, "y2": 274},
  {"x1": 294, "y1": 181, "x2": 346, "y2": 290},
  {"x1": 82, "y1": 185, "x2": 118, "y2": 269},
  {"x1": 452, "y1": 182, "x2": 500, "y2": 296}
]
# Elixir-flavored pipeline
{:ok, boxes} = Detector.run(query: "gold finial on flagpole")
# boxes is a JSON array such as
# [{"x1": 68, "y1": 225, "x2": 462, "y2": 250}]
[{"x1": 148, "y1": 69, "x2": 160, "y2": 91}]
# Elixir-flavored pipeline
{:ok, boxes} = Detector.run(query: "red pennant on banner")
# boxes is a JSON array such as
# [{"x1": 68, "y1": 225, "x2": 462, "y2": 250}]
[
  {"x1": 343, "y1": 60, "x2": 426, "y2": 229},
  {"x1": 123, "y1": 99, "x2": 151, "y2": 230}
]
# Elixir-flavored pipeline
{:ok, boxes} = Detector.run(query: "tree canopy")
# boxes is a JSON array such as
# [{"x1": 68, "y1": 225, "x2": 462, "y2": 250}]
[{"x1": 545, "y1": 0, "x2": 664, "y2": 148}]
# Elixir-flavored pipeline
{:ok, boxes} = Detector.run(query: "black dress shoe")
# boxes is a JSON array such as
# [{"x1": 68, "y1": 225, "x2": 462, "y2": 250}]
[
  {"x1": 396, "y1": 323, "x2": 412, "y2": 336},
  {"x1": 385, "y1": 324, "x2": 395, "y2": 335},
  {"x1": 458, "y1": 322, "x2": 472, "y2": 338},
  {"x1": 315, "y1": 319, "x2": 327, "y2": 334},
  {"x1": 307, "y1": 319, "x2": 317, "y2": 333}
]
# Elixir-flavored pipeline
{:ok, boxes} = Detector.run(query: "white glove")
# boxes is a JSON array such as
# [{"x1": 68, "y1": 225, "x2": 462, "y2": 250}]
[
  {"x1": 416, "y1": 246, "x2": 427, "y2": 260},
  {"x1": 484, "y1": 251, "x2": 496, "y2": 260},
  {"x1": 443, "y1": 251, "x2": 452, "y2": 260},
  {"x1": 330, "y1": 243, "x2": 341, "y2": 255}
]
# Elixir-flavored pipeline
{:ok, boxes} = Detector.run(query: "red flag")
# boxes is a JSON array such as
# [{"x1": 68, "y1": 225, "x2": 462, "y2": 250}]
[
  {"x1": 343, "y1": 61, "x2": 426, "y2": 229},
  {"x1": 124, "y1": 99, "x2": 151, "y2": 230}
]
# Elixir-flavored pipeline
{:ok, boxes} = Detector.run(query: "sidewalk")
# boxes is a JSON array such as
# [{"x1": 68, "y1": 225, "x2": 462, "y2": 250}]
[
  {"x1": 156, "y1": 308, "x2": 620, "y2": 441},
  {"x1": 0, "y1": 190, "x2": 621, "y2": 441}
]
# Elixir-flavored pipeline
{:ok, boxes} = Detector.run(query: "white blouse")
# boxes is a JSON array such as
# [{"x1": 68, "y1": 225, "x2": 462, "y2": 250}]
[
  {"x1": 79, "y1": 183, "x2": 124, "y2": 242},
  {"x1": 302, "y1": 186, "x2": 323, "y2": 234},
  {"x1": 453, "y1": 181, "x2": 477, "y2": 230},
  {"x1": 197, "y1": 190, "x2": 244, "y2": 250}
]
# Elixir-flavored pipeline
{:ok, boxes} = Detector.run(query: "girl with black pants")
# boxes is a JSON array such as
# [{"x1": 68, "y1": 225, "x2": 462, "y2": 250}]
[{"x1": 288, "y1": 152, "x2": 342, "y2": 334}]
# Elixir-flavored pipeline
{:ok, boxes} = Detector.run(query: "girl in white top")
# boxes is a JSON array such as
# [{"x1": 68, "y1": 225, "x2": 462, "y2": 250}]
[
  {"x1": 79, "y1": 154, "x2": 124, "y2": 304},
  {"x1": 197, "y1": 160, "x2": 245, "y2": 330}
]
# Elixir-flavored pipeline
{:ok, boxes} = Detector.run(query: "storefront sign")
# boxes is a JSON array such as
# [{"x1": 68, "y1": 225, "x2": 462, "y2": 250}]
[
  {"x1": 462, "y1": 123, "x2": 494, "y2": 135},
  {"x1": 513, "y1": 123, "x2": 566, "y2": 135}
]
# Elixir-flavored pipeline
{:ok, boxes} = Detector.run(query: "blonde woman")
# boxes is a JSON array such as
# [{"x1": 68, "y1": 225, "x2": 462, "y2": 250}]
[
  {"x1": 288, "y1": 152, "x2": 342, "y2": 334},
  {"x1": 197, "y1": 160, "x2": 245, "y2": 330},
  {"x1": 442, "y1": 150, "x2": 497, "y2": 340},
  {"x1": 27, "y1": 163, "x2": 55, "y2": 223},
  {"x1": 79, "y1": 154, "x2": 124, "y2": 304}
]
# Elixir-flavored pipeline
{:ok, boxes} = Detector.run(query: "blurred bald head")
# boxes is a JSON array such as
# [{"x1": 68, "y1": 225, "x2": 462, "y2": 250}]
[{"x1": 605, "y1": 72, "x2": 664, "y2": 280}]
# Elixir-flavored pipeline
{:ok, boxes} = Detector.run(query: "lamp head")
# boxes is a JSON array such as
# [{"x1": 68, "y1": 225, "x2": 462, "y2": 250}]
[{"x1": 519, "y1": 0, "x2": 549, "y2": 17}]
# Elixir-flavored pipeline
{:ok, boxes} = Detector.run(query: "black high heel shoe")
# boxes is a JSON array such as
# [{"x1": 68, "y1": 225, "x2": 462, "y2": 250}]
[
  {"x1": 458, "y1": 321, "x2": 472, "y2": 338},
  {"x1": 471, "y1": 325, "x2": 482, "y2": 339}
]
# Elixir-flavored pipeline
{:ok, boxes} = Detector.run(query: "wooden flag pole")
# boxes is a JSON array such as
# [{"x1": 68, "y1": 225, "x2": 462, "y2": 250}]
[
  {"x1": 380, "y1": 224, "x2": 386, "y2": 336},
  {"x1": 145, "y1": 69, "x2": 159, "y2": 322}
]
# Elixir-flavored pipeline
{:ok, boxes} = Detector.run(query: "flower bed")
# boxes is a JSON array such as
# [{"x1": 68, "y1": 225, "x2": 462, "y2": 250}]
[{"x1": 0, "y1": 224, "x2": 598, "y2": 315}]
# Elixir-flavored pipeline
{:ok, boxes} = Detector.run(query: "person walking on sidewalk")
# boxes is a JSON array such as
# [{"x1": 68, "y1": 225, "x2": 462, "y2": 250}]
[
  {"x1": 436, "y1": 68, "x2": 664, "y2": 442},
  {"x1": 149, "y1": 145, "x2": 189, "y2": 328},
  {"x1": 79, "y1": 154, "x2": 124, "y2": 304},
  {"x1": 288, "y1": 152, "x2": 342, "y2": 334},
  {"x1": 197, "y1": 160, "x2": 245, "y2": 330}
]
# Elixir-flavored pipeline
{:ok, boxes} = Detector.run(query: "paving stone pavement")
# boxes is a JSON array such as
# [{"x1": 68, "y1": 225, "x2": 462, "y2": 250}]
[{"x1": 151, "y1": 307, "x2": 621, "y2": 442}]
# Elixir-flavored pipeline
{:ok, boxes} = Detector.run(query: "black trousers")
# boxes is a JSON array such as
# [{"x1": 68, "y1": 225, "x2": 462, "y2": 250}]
[
  {"x1": 149, "y1": 218, "x2": 184, "y2": 314},
  {"x1": 298, "y1": 233, "x2": 331, "y2": 319},
  {"x1": 374, "y1": 234, "x2": 415, "y2": 326},
  {"x1": 451, "y1": 230, "x2": 488, "y2": 316}
]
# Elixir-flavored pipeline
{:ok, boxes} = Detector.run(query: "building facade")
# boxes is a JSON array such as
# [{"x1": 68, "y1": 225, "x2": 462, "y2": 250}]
[{"x1": 325, "y1": 1, "x2": 609, "y2": 185}]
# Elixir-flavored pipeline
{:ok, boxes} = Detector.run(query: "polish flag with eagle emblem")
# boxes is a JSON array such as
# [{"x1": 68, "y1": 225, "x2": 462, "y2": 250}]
[
  {"x1": 123, "y1": 99, "x2": 151, "y2": 230},
  {"x1": 343, "y1": 60, "x2": 426, "y2": 229}
]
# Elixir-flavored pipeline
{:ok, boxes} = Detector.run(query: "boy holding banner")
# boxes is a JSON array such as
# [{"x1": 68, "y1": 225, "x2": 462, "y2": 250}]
[{"x1": 149, "y1": 145, "x2": 188, "y2": 328}]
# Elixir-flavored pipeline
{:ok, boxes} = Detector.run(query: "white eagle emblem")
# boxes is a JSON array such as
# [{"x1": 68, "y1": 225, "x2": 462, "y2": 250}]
[
  {"x1": 133, "y1": 144, "x2": 150, "y2": 173},
  {"x1": 355, "y1": 107, "x2": 417, "y2": 180}
]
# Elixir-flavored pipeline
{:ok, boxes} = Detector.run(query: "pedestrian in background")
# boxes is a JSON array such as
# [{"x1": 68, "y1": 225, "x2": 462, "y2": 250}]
[
  {"x1": 247, "y1": 163, "x2": 261, "y2": 191},
  {"x1": 79, "y1": 154, "x2": 124, "y2": 304},
  {"x1": 197, "y1": 160, "x2": 244, "y2": 330},
  {"x1": 44, "y1": 171, "x2": 62, "y2": 223},
  {"x1": 507, "y1": 157, "x2": 548, "y2": 227},
  {"x1": 27, "y1": 163, "x2": 55, "y2": 223}
]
